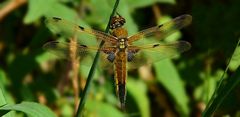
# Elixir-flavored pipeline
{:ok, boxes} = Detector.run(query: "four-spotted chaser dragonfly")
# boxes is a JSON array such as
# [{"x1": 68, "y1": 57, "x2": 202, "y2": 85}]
[{"x1": 43, "y1": 14, "x2": 192, "y2": 109}]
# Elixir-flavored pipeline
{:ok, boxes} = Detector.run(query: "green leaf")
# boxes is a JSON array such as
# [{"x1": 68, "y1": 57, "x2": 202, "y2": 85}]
[
  {"x1": 154, "y1": 59, "x2": 189, "y2": 116},
  {"x1": 0, "y1": 87, "x2": 7, "y2": 110},
  {"x1": 126, "y1": 0, "x2": 175, "y2": 9},
  {"x1": 35, "y1": 52, "x2": 57, "y2": 64},
  {"x1": 0, "y1": 69, "x2": 15, "y2": 117},
  {"x1": 44, "y1": 3, "x2": 80, "y2": 22},
  {"x1": 0, "y1": 87, "x2": 7, "y2": 108},
  {"x1": 117, "y1": 0, "x2": 138, "y2": 35},
  {"x1": 85, "y1": 100, "x2": 124, "y2": 117},
  {"x1": 229, "y1": 46, "x2": 240, "y2": 71},
  {"x1": 127, "y1": 78, "x2": 150, "y2": 117},
  {"x1": 79, "y1": 65, "x2": 100, "y2": 80},
  {"x1": 85, "y1": 0, "x2": 113, "y2": 25},
  {"x1": 0, "y1": 88, "x2": 14, "y2": 117},
  {"x1": 0, "y1": 68, "x2": 8, "y2": 91},
  {"x1": 203, "y1": 67, "x2": 240, "y2": 116},
  {"x1": 24, "y1": 0, "x2": 57, "y2": 24},
  {"x1": 60, "y1": 103, "x2": 74, "y2": 117},
  {"x1": 25, "y1": 0, "x2": 81, "y2": 24},
  {"x1": 0, "y1": 102, "x2": 56, "y2": 117},
  {"x1": 194, "y1": 71, "x2": 220, "y2": 102}
]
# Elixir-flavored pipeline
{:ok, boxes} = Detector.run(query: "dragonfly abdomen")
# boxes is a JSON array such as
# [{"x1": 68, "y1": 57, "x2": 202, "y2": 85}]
[{"x1": 114, "y1": 51, "x2": 127, "y2": 109}]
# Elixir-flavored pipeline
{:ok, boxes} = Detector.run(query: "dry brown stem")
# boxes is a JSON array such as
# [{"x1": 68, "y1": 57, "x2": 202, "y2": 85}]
[
  {"x1": 152, "y1": 4, "x2": 162, "y2": 21},
  {"x1": 69, "y1": 37, "x2": 80, "y2": 113},
  {"x1": 0, "y1": 0, "x2": 27, "y2": 21}
]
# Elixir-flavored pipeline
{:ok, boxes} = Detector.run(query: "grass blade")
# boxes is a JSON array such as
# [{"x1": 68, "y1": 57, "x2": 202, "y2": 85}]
[
  {"x1": 75, "y1": 0, "x2": 120, "y2": 116},
  {"x1": 202, "y1": 38, "x2": 240, "y2": 116}
]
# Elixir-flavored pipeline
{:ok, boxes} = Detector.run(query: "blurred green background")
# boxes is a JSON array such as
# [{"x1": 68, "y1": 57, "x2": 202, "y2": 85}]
[{"x1": 0, "y1": 0, "x2": 240, "y2": 117}]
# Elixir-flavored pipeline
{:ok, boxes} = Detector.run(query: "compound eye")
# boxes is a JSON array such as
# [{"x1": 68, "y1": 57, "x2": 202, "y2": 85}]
[
  {"x1": 119, "y1": 20, "x2": 125, "y2": 26},
  {"x1": 123, "y1": 19, "x2": 126, "y2": 23},
  {"x1": 121, "y1": 18, "x2": 126, "y2": 23}
]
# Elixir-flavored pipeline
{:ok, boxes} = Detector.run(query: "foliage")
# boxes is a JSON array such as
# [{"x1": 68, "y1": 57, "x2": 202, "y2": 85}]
[
  {"x1": 0, "y1": 101, "x2": 57, "y2": 117},
  {"x1": 0, "y1": 0, "x2": 240, "y2": 116}
]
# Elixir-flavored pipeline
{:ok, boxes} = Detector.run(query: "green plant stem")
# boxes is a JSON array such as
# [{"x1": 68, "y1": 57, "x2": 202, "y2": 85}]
[
  {"x1": 75, "y1": 0, "x2": 120, "y2": 116},
  {"x1": 202, "y1": 37, "x2": 240, "y2": 116}
]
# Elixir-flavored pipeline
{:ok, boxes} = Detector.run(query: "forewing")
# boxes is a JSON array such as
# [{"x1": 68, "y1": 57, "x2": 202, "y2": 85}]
[
  {"x1": 128, "y1": 14, "x2": 192, "y2": 44},
  {"x1": 127, "y1": 41, "x2": 191, "y2": 69},
  {"x1": 43, "y1": 41, "x2": 115, "y2": 67},
  {"x1": 45, "y1": 17, "x2": 118, "y2": 45}
]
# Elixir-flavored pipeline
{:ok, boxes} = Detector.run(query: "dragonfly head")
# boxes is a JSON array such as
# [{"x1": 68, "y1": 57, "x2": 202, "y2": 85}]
[{"x1": 110, "y1": 14, "x2": 126, "y2": 29}]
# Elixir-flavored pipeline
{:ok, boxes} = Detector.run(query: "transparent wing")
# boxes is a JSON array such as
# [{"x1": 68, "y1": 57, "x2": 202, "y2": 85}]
[
  {"x1": 127, "y1": 41, "x2": 191, "y2": 69},
  {"x1": 128, "y1": 14, "x2": 192, "y2": 44},
  {"x1": 45, "y1": 17, "x2": 118, "y2": 45},
  {"x1": 43, "y1": 41, "x2": 116, "y2": 67}
]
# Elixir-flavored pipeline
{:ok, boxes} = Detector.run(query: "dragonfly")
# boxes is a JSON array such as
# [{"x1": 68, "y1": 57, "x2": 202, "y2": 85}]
[{"x1": 43, "y1": 14, "x2": 192, "y2": 109}]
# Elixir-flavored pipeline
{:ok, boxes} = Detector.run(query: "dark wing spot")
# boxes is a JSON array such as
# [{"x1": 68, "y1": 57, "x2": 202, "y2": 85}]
[
  {"x1": 158, "y1": 24, "x2": 163, "y2": 28},
  {"x1": 107, "y1": 53, "x2": 115, "y2": 63},
  {"x1": 79, "y1": 44, "x2": 87, "y2": 48},
  {"x1": 127, "y1": 52, "x2": 134, "y2": 62},
  {"x1": 52, "y1": 17, "x2": 62, "y2": 22},
  {"x1": 153, "y1": 44, "x2": 160, "y2": 48},
  {"x1": 43, "y1": 41, "x2": 59, "y2": 49},
  {"x1": 51, "y1": 41, "x2": 59, "y2": 44},
  {"x1": 78, "y1": 26, "x2": 85, "y2": 30},
  {"x1": 174, "y1": 15, "x2": 192, "y2": 28},
  {"x1": 56, "y1": 33, "x2": 62, "y2": 37}
]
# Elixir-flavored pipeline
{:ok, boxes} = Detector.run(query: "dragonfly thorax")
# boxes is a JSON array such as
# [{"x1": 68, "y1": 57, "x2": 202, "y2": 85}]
[
  {"x1": 118, "y1": 38, "x2": 128, "y2": 49},
  {"x1": 112, "y1": 28, "x2": 128, "y2": 38}
]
